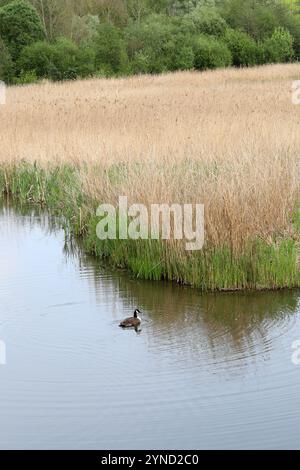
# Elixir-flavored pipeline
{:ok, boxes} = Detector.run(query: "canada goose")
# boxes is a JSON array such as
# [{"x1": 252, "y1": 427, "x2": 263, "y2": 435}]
[{"x1": 119, "y1": 309, "x2": 142, "y2": 328}]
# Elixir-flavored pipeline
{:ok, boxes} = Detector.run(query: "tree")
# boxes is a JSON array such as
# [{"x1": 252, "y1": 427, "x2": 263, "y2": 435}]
[
  {"x1": 264, "y1": 26, "x2": 294, "y2": 62},
  {"x1": 126, "y1": 0, "x2": 148, "y2": 23},
  {"x1": 18, "y1": 37, "x2": 96, "y2": 80},
  {"x1": 29, "y1": 0, "x2": 75, "y2": 40},
  {"x1": 93, "y1": 22, "x2": 128, "y2": 74},
  {"x1": 0, "y1": 0, "x2": 44, "y2": 60},
  {"x1": 193, "y1": 35, "x2": 232, "y2": 69},
  {"x1": 18, "y1": 40, "x2": 53, "y2": 77},
  {"x1": 224, "y1": 28, "x2": 263, "y2": 66},
  {"x1": 82, "y1": 0, "x2": 128, "y2": 26},
  {"x1": 125, "y1": 14, "x2": 177, "y2": 72},
  {"x1": 221, "y1": 0, "x2": 279, "y2": 40},
  {"x1": 183, "y1": 4, "x2": 227, "y2": 36},
  {"x1": 70, "y1": 14, "x2": 99, "y2": 45}
]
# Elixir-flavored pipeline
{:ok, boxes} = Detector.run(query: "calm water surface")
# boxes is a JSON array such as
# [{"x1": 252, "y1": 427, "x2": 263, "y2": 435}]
[{"x1": 0, "y1": 203, "x2": 299, "y2": 450}]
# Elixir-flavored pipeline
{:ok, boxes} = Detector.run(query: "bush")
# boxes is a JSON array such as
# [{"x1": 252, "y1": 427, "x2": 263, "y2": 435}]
[
  {"x1": 70, "y1": 14, "x2": 99, "y2": 45},
  {"x1": 172, "y1": 40, "x2": 195, "y2": 71},
  {"x1": 221, "y1": 0, "x2": 279, "y2": 40},
  {"x1": 130, "y1": 51, "x2": 150, "y2": 74},
  {"x1": 18, "y1": 41, "x2": 53, "y2": 78},
  {"x1": 283, "y1": 12, "x2": 300, "y2": 58},
  {"x1": 0, "y1": 0, "x2": 44, "y2": 61},
  {"x1": 184, "y1": 5, "x2": 228, "y2": 37},
  {"x1": 93, "y1": 23, "x2": 128, "y2": 74},
  {"x1": 224, "y1": 29, "x2": 262, "y2": 66},
  {"x1": 51, "y1": 38, "x2": 95, "y2": 80},
  {"x1": 130, "y1": 39, "x2": 194, "y2": 75},
  {"x1": 13, "y1": 69, "x2": 38, "y2": 85},
  {"x1": 18, "y1": 38, "x2": 96, "y2": 81},
  {"x1": 193, "y1": 35, "x2": 232, "y2": 70},
  {"x1": 264, "y1": 27, "x2": 294, "y2": 63},
  {"x1": 126, "y1": 14, "x2": 194, "y2": 74},
  {"x1": 125, "y1": 17, "x2": 170, "y2": 73},
  {"x1": 0, "y1": 36, "x2": 14, "y2": 82}
]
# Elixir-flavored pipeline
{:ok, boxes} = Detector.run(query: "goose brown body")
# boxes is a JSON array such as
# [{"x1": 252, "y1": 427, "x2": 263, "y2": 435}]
[{"x1": 119, "y1": 309, "x2": 141, "y2": 328}]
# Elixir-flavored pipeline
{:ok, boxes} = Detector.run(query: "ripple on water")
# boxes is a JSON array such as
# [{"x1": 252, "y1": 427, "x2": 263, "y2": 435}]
[{"x1": 0, "y1": 204, "x2": 300, "y2": 449}]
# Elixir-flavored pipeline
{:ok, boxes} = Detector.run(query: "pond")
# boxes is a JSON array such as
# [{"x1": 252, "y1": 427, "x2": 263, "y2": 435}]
[{"x1": 0, "y1": 202, "x2": 299, "y2": 450}]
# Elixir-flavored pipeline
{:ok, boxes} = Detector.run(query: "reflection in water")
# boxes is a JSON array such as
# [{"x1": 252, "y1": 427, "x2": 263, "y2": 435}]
[
  {"x1": 74, "y1": 247, "x2": 299, "y2": 376},
  {"x1": 0, "y1": 201, "x2": 300, "y2": 450}
]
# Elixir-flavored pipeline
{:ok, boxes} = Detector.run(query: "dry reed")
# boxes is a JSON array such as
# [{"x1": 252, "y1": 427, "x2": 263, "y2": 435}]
[{"x1": 1, "y1": 64, "x2": 300, "y2": 253}]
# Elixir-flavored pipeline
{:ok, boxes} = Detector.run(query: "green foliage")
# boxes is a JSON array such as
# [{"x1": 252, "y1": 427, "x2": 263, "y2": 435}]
[
  {"x1": 222, "y1": 0, "x2": 279, "y2": 40},
  {"x1": 193, "y1": 35, "x2": 232, "y2": 70},
  {"x1": 18, "y1": 38, "x2": 95, "y2": 80},
  {"x1": 0, "y1": 0, "x2": 44, "y2": 61},
  {"x1": 1, "y1": 0, "x2": 300, "y2": 81},
  {"x1": 172, "y1": 36, "x2": 195, "y2": 70},
  {"x1": 13, "y1": 68, "x2": 37, "y2": 84},
  {"x1": 264, "y1": 26, "x2": 294, "y2": 62},
  {"x1": 18, "y1": 40, "x2": 53, "y2": 77},
  {"x1": 126, "y1": 14, "x2": 195, "y2": 74},
  {"x1": 125, "y1": 14, "x2": 173, "y2": 73},
  {"x1": 281, "y1": 11, "x2": 300, "y2": 57},
  {"x1": 184, "y1": 4, "x2": 228, "y2": 36},
  {"x1": 51, "y1": 37, "x2": 95, "y2": 80},
  {"x1": 0, "y1": 36, "x2": 14, "y2": 82},
  {"x1": 93, "y1": 22, "x2": 128, "y2": 74},
  {"x1": 224, "y1": 28, "x2": 264, "y2": 66},
  {"x1": 71, "y1": 14, "x2": 99, "y2": 45}
]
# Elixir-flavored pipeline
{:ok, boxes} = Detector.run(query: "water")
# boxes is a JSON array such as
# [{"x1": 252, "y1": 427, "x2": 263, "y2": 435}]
[{"x1": 0, "y1": 202, "x2": 300, "y2": 450}]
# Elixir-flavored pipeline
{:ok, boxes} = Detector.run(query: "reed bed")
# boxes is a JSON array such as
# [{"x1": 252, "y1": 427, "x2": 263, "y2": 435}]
[{"x1": 1, "y1": 64, "x2": 300, "y2": 289}]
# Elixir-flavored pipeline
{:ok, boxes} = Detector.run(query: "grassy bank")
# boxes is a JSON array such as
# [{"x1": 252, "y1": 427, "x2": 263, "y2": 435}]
[
  {"x1": 1, "y1": 65, "x2": 300, "y2": 290},
  {"x1": 1, "y1": 161, "x2": 299, "y2": 291}
]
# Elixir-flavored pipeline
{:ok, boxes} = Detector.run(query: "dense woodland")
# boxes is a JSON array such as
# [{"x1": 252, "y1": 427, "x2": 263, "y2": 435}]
[{"x1": 1, "y1": 0, "x2": 300, "y2": 83}]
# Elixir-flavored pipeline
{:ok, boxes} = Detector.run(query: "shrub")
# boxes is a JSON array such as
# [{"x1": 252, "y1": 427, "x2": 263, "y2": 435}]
[
  {"x1": 172, "y1": 41, "x2": 195, "y2": 71},
  {"x1": 193, "y1": 35, "x2": 232, "y2": 70},
  {"x1": 0, "y1": 36, "x2": 14, "y2": 82},
  {"x1": 224, "y1": 29, "x2": 262, "y2": 66},
  {"x1": 73, "y1": 44, "x2": 96, "y2": 78},
  {"x1": 51, "y1": 38, "x2": 95, "y2": 80},
  {"x1": 130, "y1": 51, "x2": 150, "y2": 74},
  {"x1": 18, "y1": 38, "x2": 96, "y2": 81},
  {"x1": 221, "y1": 0, "x2": 279, "y2": 40},
  {"x1": 130, "y1": 40, "x2": 194, "y2": 75},
  {"x1": 70, "y1": 14, "x2": 99, "y2": 45},
  {"x1": 279, "y1": 11, "x2": 300, "y2": 58},
  {"x1": 126, "y1": 15, "x2": 177, "y2": 73},
  {"x1": 184, "y1": 5, "x2": 228, "y2": 37},
  {"x1": 126, "y1": 14, "x2": 194, "y2": 74},
  {"x1": 0, "y1": 0, "x2": 44, "y2": 61},
  {"x1": 14, "y1": 69, "x2": 38, "y2": 85},
  {"x1": 93, "y1": 23, "x2": 128, "y2": 74},
  {"x1": 264, "y1": 27, "x2": 294, "y2": 63},
  {"x1": 18, "y1": 41, "x2": 53, "y2": 78}
]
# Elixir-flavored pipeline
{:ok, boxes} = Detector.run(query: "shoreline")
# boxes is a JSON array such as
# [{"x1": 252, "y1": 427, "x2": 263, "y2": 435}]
[{"x1": 1, "y1": 162, "x2": 299, "y2": 292}]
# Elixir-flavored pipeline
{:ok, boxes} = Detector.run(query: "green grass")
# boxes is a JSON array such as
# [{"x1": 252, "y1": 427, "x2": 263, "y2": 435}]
[{"x1": 1, "y1": 161, "x2": 299, "y2": 291}]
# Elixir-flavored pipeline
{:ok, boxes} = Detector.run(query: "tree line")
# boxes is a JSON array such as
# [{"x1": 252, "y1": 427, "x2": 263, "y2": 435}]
[{"x1": 0, "y1": 0, "x2": 300, "y2": 84}]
